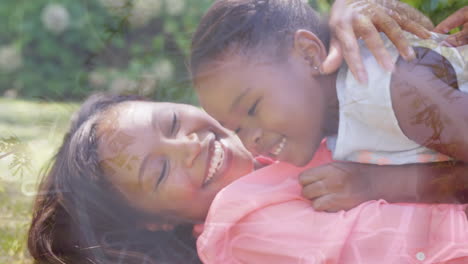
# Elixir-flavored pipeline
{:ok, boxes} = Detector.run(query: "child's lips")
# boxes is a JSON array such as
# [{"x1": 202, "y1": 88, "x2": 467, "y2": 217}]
[
  {"x1": 261, "y1": 137, "x2": 286, "y2": 158},
  {"x1": 271, "y1": 137, "x2": 286, "y2": 156}
]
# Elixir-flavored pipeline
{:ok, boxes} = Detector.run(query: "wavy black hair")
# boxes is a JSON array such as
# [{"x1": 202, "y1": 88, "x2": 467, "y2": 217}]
[{"x1": 28, "y1": 94, "x2": 201, "y2": 264}]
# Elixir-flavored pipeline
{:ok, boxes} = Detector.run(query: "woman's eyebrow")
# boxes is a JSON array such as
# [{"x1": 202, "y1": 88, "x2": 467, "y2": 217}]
[{"x1": 229, "y1": 87, "x2": 252, "y2": 112}]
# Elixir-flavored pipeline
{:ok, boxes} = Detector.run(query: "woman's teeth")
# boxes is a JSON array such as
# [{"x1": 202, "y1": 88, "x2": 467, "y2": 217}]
[
  {"x1": 272, "y1": 137, "x2": 286, "y2": 156},
  {"x1": 205, "y1": 141, "x2": 225, "y2": 184}
]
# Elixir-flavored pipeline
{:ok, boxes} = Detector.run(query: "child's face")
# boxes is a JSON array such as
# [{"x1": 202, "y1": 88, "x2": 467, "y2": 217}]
[
  {"x1": 195, "y1": 53, "x2": 328, "y2": 166},
  {"x1": 97, "y1": 101, "x2": 254, "y2": 222}
]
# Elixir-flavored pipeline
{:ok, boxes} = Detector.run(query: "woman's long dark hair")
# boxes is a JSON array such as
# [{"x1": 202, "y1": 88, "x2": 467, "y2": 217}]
[{"x1": 28, "y1": 94, "x2": 201, "y2": 264}]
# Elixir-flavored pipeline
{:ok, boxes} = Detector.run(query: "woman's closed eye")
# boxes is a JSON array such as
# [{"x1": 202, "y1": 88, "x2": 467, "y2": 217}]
[
  {"x1": 170, "y1": 111, "x2": 180, "y2": 136},
  {"x1": 155, "y1": 159, "x2": 169, "y2": 191}
]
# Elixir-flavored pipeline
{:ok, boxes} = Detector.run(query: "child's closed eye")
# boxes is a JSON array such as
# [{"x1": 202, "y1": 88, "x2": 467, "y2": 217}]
[
  {"x1": 248, "y1": 99, "x2": 260, "y2": 116},
  {"x1": 156, "y1": 159, "x2": 169, "y2": 191}
]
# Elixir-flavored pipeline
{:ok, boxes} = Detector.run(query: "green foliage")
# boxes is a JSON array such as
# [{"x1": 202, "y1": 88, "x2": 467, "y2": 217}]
[
  {"x1": 0, "y1": 136, "x2": 31, "y2": 179},
  {"x1": 0, "y1": 99, "x2": 77, "y2": 264},
  {"x1": 0, "y1": 0, "x2": 216, "y2": 103},
  {"x1": 310, "y1": 0, "x2": 467, "y2": 26},
  {"x1": 0, "y1": 0, "x2": 113, "y2": 100},
  {"x1": 0, "y1": 185, "x2": 33, "y2": 264},
  {"x1": 401, "y1": 0, "x2": 467, "y2": 26},
  {"x1": 1, "y1": 0, "x2": 463, "y2": 102}
]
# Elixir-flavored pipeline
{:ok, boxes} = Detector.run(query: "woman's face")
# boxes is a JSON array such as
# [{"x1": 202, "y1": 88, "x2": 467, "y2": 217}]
[{"x1": 97, "y1": 101, "x2": 254, "y2": 222}]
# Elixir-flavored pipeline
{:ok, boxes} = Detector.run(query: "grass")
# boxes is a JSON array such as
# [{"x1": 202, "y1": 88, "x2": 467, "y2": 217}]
[{"x1": 0, "y1": 98, "x2": 78, "y2": 264}]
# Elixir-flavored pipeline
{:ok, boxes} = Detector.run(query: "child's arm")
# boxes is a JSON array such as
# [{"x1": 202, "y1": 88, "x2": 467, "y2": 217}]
[
  {"x1": 391, "y1": 47, "x2": 468, "y2": 162},
  {"x1": 299, "y1": 161, "x2": 468, "y2": 212}
]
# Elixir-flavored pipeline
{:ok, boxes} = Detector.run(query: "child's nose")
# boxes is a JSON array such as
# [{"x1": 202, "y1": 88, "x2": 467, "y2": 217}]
[
  {"x1": 240, "y1": 126, "x2": 262, "y2": 156},
  {"x1": 182, "y1": 133, "x2": 202, "y2": 168}
]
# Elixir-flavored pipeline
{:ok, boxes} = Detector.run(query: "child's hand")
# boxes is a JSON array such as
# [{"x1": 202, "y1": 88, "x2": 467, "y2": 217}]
[
  {"x1": 322, "y1": 0, "x2": 433, "y2": 84},
  {"x1": 434, "y1": 6, "x2": 468, "y2": 46},
  {"x1": 300, "y1": 161, "x2": 468, "y2": 212},
  {"x1": 299, "y1": 162, "x2": 375, "y2": 212}
]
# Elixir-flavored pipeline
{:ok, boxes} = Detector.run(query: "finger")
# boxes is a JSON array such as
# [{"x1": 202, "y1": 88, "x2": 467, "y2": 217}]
[
  {"x1": 398, "y1": 18, "x2": 432, "y2": 40},
  {"x1": 334, "y1": 21, "x2": 368, "y2": 83},
  {"x1": 372, "y1": 9, "x2": 415, "y2": 61},
  {"x1": 312, "y1": 194, "x2": 342, "y2": 212},
  {"x1": 434, "y1": 7, "x2": 468, "y2": 33},
  {"x1": 386, "y1": 7, "x2": 431, "y2": 39},
  {"x1": 302, "y1": 170, "x2": 348, "y2": 200},
  {"x1": 302, "y1": 180, "x2": 331, "y2": 200},
  {"x1": 444, "y1": 27, "x2": 468, "y2": 47},
  {"x1": 354, "y1": 14, "x2": 394, "y2": 72},
  {"x1": 320, "y1": 36, "x2": 344, "y2": 75},
  {"x1": 298, "y1": 166, "x2": 329, "y2": 186},
  {"x1": 314, "y1": 193, "x2": 365, "y2": 212},
  {"x1": 391, "y1": 0, "x2": 434, "y2": 30}
]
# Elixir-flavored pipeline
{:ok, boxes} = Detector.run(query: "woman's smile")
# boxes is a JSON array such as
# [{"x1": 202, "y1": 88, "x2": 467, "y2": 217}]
[
  {"x1": 97, "y1": 101, "x2": 255, "y2": 221},
  {"x1": 203, "y1": 137, "x2": 228, "y2": 186}
]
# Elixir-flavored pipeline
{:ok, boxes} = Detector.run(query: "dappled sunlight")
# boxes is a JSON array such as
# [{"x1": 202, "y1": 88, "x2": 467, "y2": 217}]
[{"x1": 1, "y1": 0, "x2": 467, "y2": 263}]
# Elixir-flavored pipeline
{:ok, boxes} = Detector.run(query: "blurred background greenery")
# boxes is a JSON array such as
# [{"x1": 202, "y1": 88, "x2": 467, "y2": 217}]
[{"x1": 0, "y1": 0, "x2": 465, "y2": 263}]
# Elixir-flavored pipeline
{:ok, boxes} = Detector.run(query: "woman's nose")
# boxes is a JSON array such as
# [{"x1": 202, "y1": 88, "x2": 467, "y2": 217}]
[{"x1": 182, "y1": 133, "x2": 202, "y2": 168}]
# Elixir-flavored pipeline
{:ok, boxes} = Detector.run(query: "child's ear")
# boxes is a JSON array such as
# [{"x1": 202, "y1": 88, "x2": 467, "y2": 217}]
[{"x1": 294, "y1": 29, "x2": 327, "y2": 73}]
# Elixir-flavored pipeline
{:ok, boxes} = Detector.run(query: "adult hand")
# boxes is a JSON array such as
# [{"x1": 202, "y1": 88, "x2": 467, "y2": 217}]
[
  {"x1": 299, "y1": 162, "x2": 374, "y2": 212},
  {"x1": 322, "y1": 0, "x2": 433, "y2": 84},
  {"x1": 434, "y1": 6, "x2": 468, "y2": 46}
]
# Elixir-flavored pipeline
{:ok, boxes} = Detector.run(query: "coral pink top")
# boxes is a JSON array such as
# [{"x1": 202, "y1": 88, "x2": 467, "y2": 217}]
[{"x1": 197, "y1": 143, "x2": 468, "y2": 264}]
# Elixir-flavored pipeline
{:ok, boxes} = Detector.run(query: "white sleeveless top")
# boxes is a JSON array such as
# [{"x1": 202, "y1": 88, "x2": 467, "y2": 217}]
[{"x1": 328, "y1": 32, "x2": 468, "y2": 165}]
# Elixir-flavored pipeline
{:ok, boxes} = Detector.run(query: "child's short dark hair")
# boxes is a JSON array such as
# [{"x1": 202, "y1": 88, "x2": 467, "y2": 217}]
[{"x1": 190, "y1": 0, "x2": 329, "y2": 76}]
